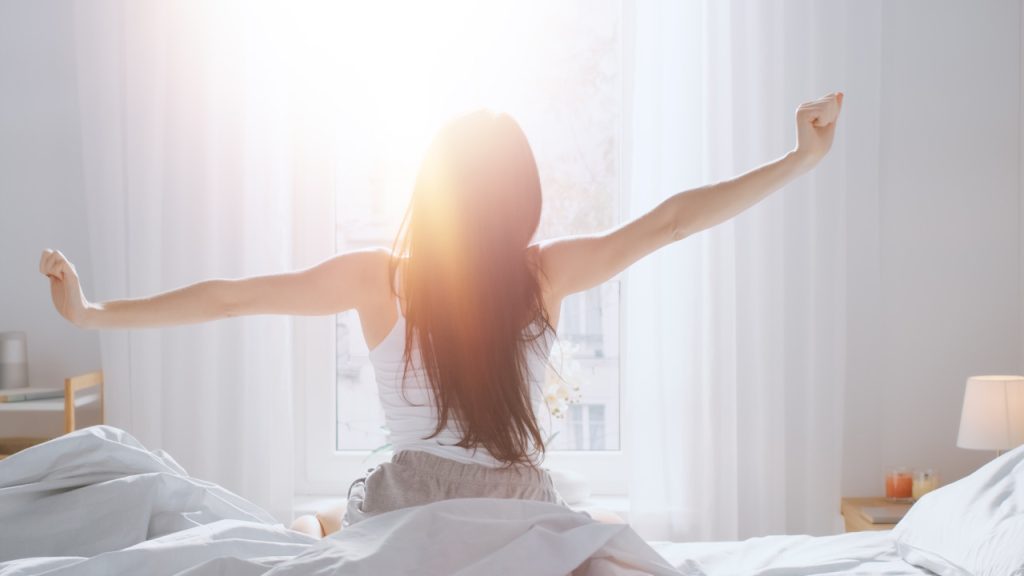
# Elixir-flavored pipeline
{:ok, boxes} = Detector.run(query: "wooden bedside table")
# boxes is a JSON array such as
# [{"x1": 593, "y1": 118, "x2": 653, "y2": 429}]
[
  {"x1": 840, "y1": 497, "x2": 912, "y2": 532},
  {"x1": 0, "y1": 371, "x2": 104, "y2": 459}
]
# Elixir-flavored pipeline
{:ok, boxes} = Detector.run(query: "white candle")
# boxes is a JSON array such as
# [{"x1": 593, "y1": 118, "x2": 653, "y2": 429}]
[{"x1": 912, "y1": 469, "x2": 939, "y2": 499}]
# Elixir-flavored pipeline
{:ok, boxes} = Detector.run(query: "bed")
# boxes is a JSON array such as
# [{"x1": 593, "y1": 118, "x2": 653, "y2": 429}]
[{"x1": 0, "y1": 427, "x2": 1020, "y2": 576}]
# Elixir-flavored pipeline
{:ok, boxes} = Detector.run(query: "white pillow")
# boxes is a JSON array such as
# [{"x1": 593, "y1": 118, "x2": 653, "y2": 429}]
[{"x1": 891, "y1": 444, "x2": 1024, "y2": 576}]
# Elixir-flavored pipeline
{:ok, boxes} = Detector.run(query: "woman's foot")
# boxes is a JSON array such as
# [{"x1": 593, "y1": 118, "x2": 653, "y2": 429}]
[
  {"x1": 315, "y1": 503, "x2": 348, "y2": 536},
  {"x1": 588, "y1": 508, "x2": 626, "y2": 524},
  {"x1": 290, "y1": 514, "x2": 324, "y2": 538}
]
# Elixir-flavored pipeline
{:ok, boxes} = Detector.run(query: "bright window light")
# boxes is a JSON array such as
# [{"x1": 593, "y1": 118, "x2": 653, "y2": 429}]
[{"x1": 267, "y1": 0, "x2": 624, "y2": 452}]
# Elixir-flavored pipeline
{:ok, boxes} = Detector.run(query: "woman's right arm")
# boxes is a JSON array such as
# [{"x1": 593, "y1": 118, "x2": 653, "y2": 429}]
[{"x1": 39, "y1": 248, "x2": 388, "y2": 329}]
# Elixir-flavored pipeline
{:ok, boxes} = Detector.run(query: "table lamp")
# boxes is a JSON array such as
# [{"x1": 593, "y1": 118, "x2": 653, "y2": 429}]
[{"x1": 957, "y1": 375, "x2": 1024, "y2": 457}]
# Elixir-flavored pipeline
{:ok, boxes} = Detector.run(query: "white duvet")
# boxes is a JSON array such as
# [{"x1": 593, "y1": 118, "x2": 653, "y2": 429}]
[{"x1": 0, "y1": 427, "x2": 929, "y2": 575}]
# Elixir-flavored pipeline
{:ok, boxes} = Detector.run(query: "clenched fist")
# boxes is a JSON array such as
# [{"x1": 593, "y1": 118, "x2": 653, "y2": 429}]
[
  {"x1": 793, "y1": 92, "x2": 843, "y2": 167},
  {"x1": 39, "y1": 249, "x2": 89, "y2": 326}
]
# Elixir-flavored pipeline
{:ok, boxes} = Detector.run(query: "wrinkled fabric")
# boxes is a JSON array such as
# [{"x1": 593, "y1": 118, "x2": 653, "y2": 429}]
[
  {"x1": 344, "y1": 449, "x2": 570, "y2": 526},
  {"x1": 892, "y1": 443, "x2": 1024, "y2": 576},
  {"x1": 275, "y1": 498, "x2": 685, "y2": 576},
  {"x1": 0, "y1": 426, "x2": 941, "y2": 576},
  {"x1": 0, "y1": 426, "x2": 292, "y2": 562}
]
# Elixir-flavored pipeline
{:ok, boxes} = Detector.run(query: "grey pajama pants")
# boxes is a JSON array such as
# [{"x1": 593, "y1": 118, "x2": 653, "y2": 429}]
[{"x1": 343, "y1": 449, "x2": 572, "y2": 527}]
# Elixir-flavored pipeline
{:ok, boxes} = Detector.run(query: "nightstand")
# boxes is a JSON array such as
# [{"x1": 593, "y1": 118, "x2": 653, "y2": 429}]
[
  {"x1": 0, "y1": 371, "x2": 104, "y2": 459},
  {"x1": 840, "y1": 497, "x2": 912, "y2": 532}
]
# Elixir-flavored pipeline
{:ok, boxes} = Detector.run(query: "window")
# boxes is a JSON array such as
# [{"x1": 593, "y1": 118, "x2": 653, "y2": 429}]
[
  {"x1": 566, "y1": 404, "x2": 607, "y2": 450},
  {"x1": 296, "y1": 0, "x2": 627, "y2": 495}
]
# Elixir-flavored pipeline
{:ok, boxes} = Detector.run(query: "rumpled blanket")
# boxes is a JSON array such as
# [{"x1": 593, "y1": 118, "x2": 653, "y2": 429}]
[{"x1": 0, "y1": 426, "x2": 688, "y2": 576}]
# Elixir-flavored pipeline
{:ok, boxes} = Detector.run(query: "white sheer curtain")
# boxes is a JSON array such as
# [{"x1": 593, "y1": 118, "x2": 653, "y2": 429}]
[
  {"x1": 623, "y1": 1, "x2": 882, "y2": 540},
  {"x1": 73, "y1": 1, "x2": 300, "y2": 521},
  {"x1": 70, "y1": 0, "x2": 883, "y2": 532}
]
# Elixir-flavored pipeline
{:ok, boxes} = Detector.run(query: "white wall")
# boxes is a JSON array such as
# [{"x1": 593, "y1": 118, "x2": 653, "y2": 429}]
[
  {"x1": 842, "y1": 1, "x2": 1021, "y2": 497},
  {"x1": 0, "y1": 1, "x2": 101, "y2": 393}
]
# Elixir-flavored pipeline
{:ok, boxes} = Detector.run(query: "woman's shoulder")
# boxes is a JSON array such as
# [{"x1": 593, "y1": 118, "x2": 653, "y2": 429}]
[
  {"x1": 355, "y1": 247, "x2": 400, "y2": 291},
  {"x1": 318, "y1": 247, "x2": 398, "y2": 303}
]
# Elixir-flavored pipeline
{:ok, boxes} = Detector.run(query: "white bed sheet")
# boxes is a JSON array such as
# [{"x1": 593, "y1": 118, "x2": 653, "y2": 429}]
[
  {"x1": 652, "y1": 531, "x2": 926, "y2": 575},
  {"x1": 0, "y1": 427, "x2": 928, "y2": 576}
]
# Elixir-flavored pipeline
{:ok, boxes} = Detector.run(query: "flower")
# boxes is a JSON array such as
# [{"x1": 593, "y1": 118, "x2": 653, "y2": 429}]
[{"x1": 544, "y1": 339, "x2": 583, "y2": 419}]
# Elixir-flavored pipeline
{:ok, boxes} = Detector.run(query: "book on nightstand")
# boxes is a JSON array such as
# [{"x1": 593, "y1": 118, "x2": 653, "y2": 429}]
[
  {"x1": 0, "y1": 387, "x2": 64, "y2": 402},
  {"x1": 859, "y1": 506, "x2": 909, "y2": 524}
]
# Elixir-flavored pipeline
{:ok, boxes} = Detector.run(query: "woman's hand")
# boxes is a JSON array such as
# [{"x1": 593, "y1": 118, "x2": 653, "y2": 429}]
[
  {"x1": 39, "y1": 249, "x2": 90, "y2": 327},
  {"x1": 793, "y1": 92, "x2": 843, "y2": 169}
]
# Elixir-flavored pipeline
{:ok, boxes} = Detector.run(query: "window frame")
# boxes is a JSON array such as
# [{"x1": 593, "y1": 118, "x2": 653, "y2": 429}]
[{"x1": 291, "y1": 15, "x2": 632, "y2": 495}]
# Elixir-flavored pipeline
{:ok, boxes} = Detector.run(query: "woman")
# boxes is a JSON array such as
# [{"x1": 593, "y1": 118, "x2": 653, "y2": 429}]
[{"x1": 40, "y1": 93, "x2": 843, "y2": 537}]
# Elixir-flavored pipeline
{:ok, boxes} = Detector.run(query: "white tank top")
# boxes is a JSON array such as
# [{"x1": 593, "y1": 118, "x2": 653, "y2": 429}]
[{"x1": 368, "y1": 294, "x2": 555, "y2": 467}]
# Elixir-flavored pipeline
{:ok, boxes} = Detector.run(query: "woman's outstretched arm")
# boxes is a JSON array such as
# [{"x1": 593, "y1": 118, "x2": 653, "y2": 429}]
[
  {"x1": 39, "y1": 248, "x2": 387, "y2": 329},
  {"x1": 538, "y1": 92, "x2": 843, "y2": 299}
]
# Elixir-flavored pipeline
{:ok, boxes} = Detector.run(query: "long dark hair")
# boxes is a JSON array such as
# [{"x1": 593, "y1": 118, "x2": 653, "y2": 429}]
[{"x1": 389, "y1": 110, "x2": 554, "y2": 466}]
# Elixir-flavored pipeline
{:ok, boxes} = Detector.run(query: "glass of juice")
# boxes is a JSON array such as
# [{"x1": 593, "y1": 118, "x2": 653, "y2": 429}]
[{"x1": 885, "y1": 468, "x2": 913, "y2": 500}]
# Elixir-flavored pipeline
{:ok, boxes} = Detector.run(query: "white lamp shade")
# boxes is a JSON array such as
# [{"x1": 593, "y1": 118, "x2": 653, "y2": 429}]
[{"x1": 957, "y1": 375, "x2": 1024, "y2": 451}]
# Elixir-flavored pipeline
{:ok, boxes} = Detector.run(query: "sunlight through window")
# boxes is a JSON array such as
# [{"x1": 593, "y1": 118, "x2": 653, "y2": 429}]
[{"x1": 284, "y1": 0, "x2": 626, "y2": 452}]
